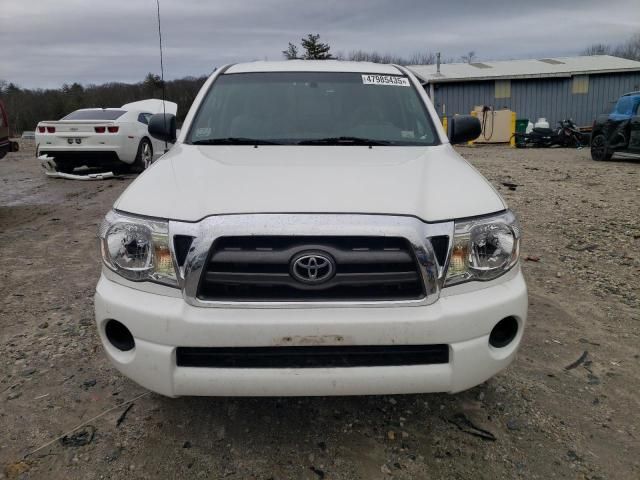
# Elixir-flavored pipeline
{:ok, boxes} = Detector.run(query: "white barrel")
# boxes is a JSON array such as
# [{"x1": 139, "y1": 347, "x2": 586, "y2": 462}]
[{"x1": 534, "y1": 118, "x2": 549, "y2": 129}]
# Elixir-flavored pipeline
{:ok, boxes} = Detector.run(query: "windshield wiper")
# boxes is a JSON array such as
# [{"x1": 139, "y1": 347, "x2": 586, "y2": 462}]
[
  {"x1": 191, "y1": 137, "x2": 282, "y2": 145},
  {"x1": 297, "y1": 136, "x2": 394, "y2": 146}
]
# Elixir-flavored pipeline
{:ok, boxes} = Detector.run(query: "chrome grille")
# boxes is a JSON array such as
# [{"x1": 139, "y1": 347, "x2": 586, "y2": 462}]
[{"x1": 196, "y1": 236, "x2": 425, "y2": 302}]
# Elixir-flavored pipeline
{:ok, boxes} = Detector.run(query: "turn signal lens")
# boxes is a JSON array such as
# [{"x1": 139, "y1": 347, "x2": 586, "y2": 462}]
[
  {"x1": 94, "y1": 126, "x2": 106, "y2": 133},
  {"x1": 154, "y1": 242, "x2": 174, "y2": 277},
  {"x1": 38, "y1": 126, "x2": 45, "y2": 133},
  {"x1": 46, "y1": 126, "x2": 56, "y2": 133},
  {"x1": 448, "y1": 243, "x2": 468, "y2": 277},
  {"x1": 107, "y1": 126, "x2": 119, "y2": 133}
]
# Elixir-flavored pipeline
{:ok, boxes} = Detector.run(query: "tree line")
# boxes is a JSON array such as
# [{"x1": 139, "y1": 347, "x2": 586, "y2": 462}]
[
  {"x1": 0, "y1": 73, "x2": 207, "y2": 134},
  {"x1": 282, "y1": 33, "x2": 441, "y2": 64},
  {"x1": 581, "y1": 33, "x2": 640, "y2": 61},
  {"x1": 2, "y1": 32, "x2": 638, "y2": 135},
  {"x1": 284, "y1": 32, "x2": 640, "y2": 64}
]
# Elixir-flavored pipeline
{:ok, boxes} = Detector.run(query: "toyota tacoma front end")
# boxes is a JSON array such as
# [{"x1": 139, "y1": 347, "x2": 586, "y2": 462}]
[{"x1": 94, "y1": 61, "x2": 527, "y2": 397}]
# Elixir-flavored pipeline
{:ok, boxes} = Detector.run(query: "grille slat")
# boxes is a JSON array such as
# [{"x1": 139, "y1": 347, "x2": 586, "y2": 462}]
[
  {"x1": 176, "y1": 344, "x2": 449, "y2": 368},
  {"x1": 211, "y1": 248, "x2": 414, "y2": 265},
  {"x1": 197, "y1": 236, "x2": 425, "y2": 302},
  {"x1": 204, "y1": 271, "x2": 420, "y2": 289}
]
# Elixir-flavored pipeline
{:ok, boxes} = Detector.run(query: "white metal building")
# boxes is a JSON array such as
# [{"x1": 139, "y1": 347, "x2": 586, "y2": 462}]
[{"x1": 409, "y1": 55, "x2": 640, "y2": 126}]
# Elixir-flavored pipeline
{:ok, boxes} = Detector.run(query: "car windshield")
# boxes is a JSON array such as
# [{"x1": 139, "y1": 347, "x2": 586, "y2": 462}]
[
  {"x1": 62, "y1": 109, "x2": 126, "y2": 121},
  {"x1": 613, "y1": 95, "x2": 640, "y2": 117},
  {"x1": 188, "y1": 72, "x2": 439, "y2": 146}
]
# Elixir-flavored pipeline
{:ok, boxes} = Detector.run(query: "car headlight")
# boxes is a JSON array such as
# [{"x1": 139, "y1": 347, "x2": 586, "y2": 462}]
[
  {"x1": 98, "y1": 210, "x2": 178, "y2": 287},
  {"x1": 445, "y1": 210, "x2": 520, "y2": 286}
]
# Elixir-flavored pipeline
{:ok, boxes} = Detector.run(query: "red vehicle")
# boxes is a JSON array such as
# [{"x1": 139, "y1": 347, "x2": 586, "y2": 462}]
[{"x1": 0, "y1": 100, "x2": 20, "y2": 159}]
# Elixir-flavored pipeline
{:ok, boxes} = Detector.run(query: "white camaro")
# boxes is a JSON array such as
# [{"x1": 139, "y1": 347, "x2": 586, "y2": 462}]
[{"x1": 35, "y1": 99, "x2": 177, "y2": 173}]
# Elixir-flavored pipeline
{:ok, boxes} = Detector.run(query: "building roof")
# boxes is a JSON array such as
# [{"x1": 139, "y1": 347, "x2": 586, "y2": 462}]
[
  {"x1": 226, "y1": 60, "x2": 403, "y2": 75},
  {"x1": 408, "y1": 55, "x2": 640, "y2": 84}
]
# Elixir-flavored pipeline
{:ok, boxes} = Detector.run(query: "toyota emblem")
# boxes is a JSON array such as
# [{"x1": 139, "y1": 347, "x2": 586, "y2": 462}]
[{"x1": 290, "y1": 252, "x2": 335, "y2": 284}]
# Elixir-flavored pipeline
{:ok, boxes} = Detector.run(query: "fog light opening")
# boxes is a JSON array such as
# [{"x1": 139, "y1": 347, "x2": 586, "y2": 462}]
[
  {"x1": 489, "y1": 316, "x2": 519, "y2": 348},
  {"x1": 105, "y1": 320, "x2": 135, "y2": 352}
]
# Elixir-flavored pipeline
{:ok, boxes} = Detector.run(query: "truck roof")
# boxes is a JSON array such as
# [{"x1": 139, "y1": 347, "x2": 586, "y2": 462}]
[{"x1": 225, "y1": 60, "x2": 404, "y2": 75}]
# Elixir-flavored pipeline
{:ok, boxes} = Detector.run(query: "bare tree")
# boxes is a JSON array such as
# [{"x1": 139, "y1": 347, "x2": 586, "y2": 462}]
[
  {"x1": 582, "y1": 32, "x2": 640, "y2": 61},
  {"x1": 614, "y1": 32, "x2": 640, "y2": 61},
  {"x1": 581, "y1": 43, "x2": 612, "y2": 55},
  {"x1": 346, "y1": 50, "x2": 437, "y2": 65},
  {"x1": 460, "y1": 51, "x2": 477, "y2": 64},
  {"x1": 282, "y1": 42, "x2": 299, "y2": 60},
  {"x1": 407, "y1": 52, "x2": 437, "y2": 65}
]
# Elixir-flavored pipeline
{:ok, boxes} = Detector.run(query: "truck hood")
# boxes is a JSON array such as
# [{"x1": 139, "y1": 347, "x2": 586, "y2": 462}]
[{"x1": 114, "y1": 144, "x2": 505, "y2": 222}]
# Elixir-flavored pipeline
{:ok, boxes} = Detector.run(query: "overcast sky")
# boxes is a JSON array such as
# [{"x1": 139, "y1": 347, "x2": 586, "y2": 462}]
[{"x1": 1, "y1": 0, "x2": 638, "y2": 89}]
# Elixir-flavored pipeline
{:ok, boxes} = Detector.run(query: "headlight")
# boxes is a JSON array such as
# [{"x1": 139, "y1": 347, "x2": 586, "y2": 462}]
[
  {"x1": 98, "y1": 210, "x2": 178, "y2": 287},
  {"x1": 445, "y1": 210, "x2": 520, "y2": 286}
]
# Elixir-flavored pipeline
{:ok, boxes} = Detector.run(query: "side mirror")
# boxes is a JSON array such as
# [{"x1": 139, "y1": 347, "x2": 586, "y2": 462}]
[
  {"x1": 148, "y1": 113, "x2": 177, "y2": 143},
  {"x1": 449, "y1": 115, "x2": 481, "y2": 144}
]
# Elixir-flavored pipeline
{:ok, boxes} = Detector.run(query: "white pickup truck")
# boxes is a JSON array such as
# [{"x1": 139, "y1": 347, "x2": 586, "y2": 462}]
[{"x1": 95, "y1": 61, "x2": 527, "y2": 397}]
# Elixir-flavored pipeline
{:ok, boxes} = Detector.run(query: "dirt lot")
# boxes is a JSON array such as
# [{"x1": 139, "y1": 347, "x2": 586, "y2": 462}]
[{"x1": 1, "y1": 142, "x2": 638, "y2": 480}]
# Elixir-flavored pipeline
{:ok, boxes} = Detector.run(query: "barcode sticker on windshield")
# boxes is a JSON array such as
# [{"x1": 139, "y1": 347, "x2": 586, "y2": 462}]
[{"x1": 362, "y1": 75, "x2": 410, "y2": 87}]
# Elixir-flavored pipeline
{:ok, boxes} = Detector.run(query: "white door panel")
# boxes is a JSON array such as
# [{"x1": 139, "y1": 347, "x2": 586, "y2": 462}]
[{"x1": 120, "y1": 122, "x2": 141, "y2": 162}]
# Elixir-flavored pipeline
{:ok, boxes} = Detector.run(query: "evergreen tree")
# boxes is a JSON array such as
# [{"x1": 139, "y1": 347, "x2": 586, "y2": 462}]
[
  {"x1": 143, "y1": 73, "x2": 165, "y2": 95},
  {"x1": 301, "y1": 34, "x2": 332, "y2": 60}
]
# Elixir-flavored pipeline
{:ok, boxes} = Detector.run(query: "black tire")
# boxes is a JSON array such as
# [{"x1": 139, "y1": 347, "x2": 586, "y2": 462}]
[
  {"x1": 130, "y1": 138, "x2": 153, "y2": 173},
  {"x1": 590, "y1": 134, "x2": 612, "y2": 161},
  {"x1": 112, "y1": 165, "x2": 130, "y2": 175},
  {"x1": 54, "y1": 160, "x2": 75, "y2": 173},
  {"x1": 513, "y1": 133, "x2": 527, "y2": 148}
]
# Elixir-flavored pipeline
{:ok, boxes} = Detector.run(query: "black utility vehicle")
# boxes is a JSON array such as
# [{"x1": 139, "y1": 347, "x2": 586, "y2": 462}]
[
  {"x1": 591, "y1": 92, "x2": 640, "y2": 161},
  {"x1": 0, "y1": 101, "x2": 20, "y2": 159}
]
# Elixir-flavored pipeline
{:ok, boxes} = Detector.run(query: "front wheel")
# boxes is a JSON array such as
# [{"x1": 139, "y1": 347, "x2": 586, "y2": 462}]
[
  {"x1": 130, "y1": 138, "x2": 153, "y2": 173},
  {"x1": 590, "y1": 134, "x2": 612, "y2": 161}
]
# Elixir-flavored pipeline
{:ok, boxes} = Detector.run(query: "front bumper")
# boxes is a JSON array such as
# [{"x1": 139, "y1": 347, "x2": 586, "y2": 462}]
[
  {"x1": 94, "y1": 268, "x2": 528, "y2": 397},
  {"x1": 38, "y1": 149, "x2": 123, "y2": 165}
]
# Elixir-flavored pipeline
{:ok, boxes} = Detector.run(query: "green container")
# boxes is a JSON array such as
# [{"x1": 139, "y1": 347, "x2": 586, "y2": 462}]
[{"x1": 515, "y1": 119, "x2": 529, "y2": 133}]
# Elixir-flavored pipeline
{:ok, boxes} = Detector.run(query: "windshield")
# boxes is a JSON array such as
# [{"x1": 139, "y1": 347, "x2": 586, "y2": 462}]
[
  {"x1": 612, "y1": 96, "x2": 640, "y2": 117},
  {"x1": 62, "y1": 109, "x2": 126, "y2": 121},
  {"x1": 188, "y1": 72, "x2": 439, "y2": 146}
]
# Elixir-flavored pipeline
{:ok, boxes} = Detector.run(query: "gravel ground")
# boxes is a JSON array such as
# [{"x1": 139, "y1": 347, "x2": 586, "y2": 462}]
[{"x1": 1, "y1": 142, "x2": 639, "y2": 479}]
